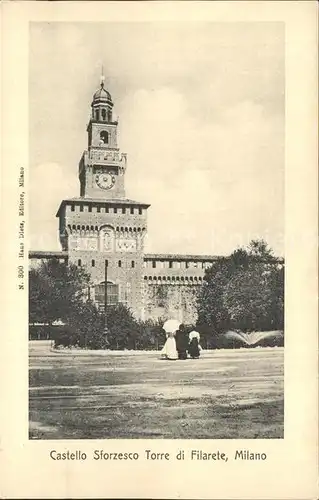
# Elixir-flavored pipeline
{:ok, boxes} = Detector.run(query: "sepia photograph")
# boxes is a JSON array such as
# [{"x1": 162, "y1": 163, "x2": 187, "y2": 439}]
[
  {"x1": 28, "y1": 21, "x2": 285, "y2": 441},
  {"x1": 1, "y1": 2, "x2": 318, "y2": 499}
]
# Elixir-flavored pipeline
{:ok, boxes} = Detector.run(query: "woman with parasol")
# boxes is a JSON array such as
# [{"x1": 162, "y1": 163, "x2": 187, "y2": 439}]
[{"x1": 160, "y1": 319, "x2": 180, "y2": 360}]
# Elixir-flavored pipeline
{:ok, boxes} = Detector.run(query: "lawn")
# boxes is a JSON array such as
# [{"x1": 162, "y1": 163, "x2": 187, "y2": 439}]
[{"x1": 29, "y1": 342, "x2": 284, "y2": 439}]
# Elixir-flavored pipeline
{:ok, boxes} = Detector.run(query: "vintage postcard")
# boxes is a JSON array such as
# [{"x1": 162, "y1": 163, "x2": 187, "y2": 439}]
[{"x1": 1, "y1": 1, "x2": 318, "y2": 499}]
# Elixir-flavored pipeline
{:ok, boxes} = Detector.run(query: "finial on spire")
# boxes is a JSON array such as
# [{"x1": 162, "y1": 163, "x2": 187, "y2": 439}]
[{"x1": 100, "y1": 65, "x2": 105, "y2": 88}]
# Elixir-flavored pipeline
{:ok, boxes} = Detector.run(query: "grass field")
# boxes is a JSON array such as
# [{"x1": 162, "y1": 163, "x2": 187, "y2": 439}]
[{"x1": 29, "y1": 341, "x2": 284, "y2": 439}]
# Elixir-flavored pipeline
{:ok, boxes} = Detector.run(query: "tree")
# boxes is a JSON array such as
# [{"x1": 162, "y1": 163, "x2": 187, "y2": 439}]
[
  {"x1": 223, "y1": 265, "x2": 274, "y2": 331},
  {"x1": 196, "y1": 240, "x2": 284, "y2": 336},
  {"x1": 197, "y1": 249, "x2": 251, "y2": 334},
  {"x1": 136, "y1": 318, "x2": 166, "y2": 350},
  {"x1": 29, "y1": 268, "x2": 50, "y2": 323},
  {"x1": 68, "y1": 300, "x2": 106, "y2": 349},
  {"x1": 29, "y1": 259, "x2": 91, "y2": 324},
  {"x1": 106, "y1": 303, "x2": 140, "y2": 350},
  {"x1": 248, "y1": 239, "x2": 274, "y2": 259},
  {"x1": 268, "y1": 265, "x2": 284, "y2": 330}
]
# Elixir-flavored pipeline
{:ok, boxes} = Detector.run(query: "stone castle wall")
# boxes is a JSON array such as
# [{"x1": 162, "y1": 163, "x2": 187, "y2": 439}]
[
  {"x1": 29, "y1": 251, "x2": 212, "y2": 323},
  {"x1": 143, "y1": 281, "x2": 199, "y2": 324}
]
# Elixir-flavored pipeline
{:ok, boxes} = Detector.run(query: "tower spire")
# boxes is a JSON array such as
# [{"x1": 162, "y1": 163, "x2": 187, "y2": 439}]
[{"x1": 100, "y1": 65, "x2": 105, "y2": 88}]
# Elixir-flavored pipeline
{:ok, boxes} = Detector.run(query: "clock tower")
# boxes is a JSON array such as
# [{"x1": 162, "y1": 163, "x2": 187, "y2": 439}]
[
  {"x1": 79, "y1": 77, "x2": 127, "y2": 199},
  {"x1": 56, "y1": 76, "x2": 150, "y2": 318}
]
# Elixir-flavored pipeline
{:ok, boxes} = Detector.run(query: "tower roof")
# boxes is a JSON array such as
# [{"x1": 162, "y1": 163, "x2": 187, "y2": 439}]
[{"x1": 92, "y1": 82, "x2": 113, "y2": 106}]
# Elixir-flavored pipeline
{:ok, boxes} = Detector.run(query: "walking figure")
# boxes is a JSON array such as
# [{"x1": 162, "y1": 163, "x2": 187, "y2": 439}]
[
  {"x1": 175, "y1": 324, "x2": 189, "y2": 360},
  {"x1": 188, "y1": 330, "x2": 201, "y2": 359}
]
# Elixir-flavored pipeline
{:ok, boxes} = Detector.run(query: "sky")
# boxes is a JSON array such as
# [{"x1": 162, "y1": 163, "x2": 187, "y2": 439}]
[{"x1": 29, "y1": 22, "x2": 284, "y2": 256}]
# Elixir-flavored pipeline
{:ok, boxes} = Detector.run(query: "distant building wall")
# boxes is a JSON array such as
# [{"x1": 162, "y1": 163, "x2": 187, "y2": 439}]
[
  {"x1": 143, "y1": 281, "x2": 199, "y2": 324},
  {"x1": 141, "y1": 254, "x2": 218, "y2": 323},
  {"x1": 29, "y1": 251, "x2": 214, "y2": 322}
]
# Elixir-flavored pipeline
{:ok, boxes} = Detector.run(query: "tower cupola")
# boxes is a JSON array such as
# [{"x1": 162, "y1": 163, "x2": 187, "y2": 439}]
[{"x1": 91, "y1": 75, "x2": 114, "y2": 123}]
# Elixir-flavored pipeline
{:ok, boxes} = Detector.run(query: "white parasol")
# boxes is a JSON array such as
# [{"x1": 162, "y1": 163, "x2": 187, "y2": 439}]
[{"x1": 162, "y1": 319, "x2": 181, "y2": 334}]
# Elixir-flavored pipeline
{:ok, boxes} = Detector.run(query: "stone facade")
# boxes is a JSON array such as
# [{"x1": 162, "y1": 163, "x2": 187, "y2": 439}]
[
  {"x1": 29, "y1": 79, "x2": 221, "y2": 323},
  {"x1": 142, "y1": 254, "x2": 218, "y2": 322},
  {"x1": 56, "y1": 197, "x2": 148, "y2": 314}
]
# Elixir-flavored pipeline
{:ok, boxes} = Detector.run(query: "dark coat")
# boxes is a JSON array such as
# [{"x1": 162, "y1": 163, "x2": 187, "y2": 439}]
[
  {"x1": 175, "y1": 330, "x2": 189, "y2": 352},
  {"x1": 188, "y1": 337, "x2": 200, "y2": 358}
]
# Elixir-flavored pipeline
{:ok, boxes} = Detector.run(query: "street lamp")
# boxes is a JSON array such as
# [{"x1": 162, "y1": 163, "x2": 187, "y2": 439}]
[{"x1": 104, "y1": 259, "x2": 110, "y2": 347}]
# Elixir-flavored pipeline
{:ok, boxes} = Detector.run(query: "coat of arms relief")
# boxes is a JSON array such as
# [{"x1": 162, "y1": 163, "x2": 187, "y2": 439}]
[{"x1": 100, "y1": 227, "x2": 114, "y2": 252}]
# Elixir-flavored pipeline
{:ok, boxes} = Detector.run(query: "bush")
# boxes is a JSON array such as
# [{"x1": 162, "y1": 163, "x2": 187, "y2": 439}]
[
  {"x1": 136, "y1": 319, "x2": 166, "y2": 350},
  {"x1": 52, "y1": 325, "x2": 80, "y2": 348},
  {"x1": 29, "y1": 324, "x2": 51, "y2": 340},
  {"x1": 50, "y1": 303, "x2": 164, "y2": 351}
]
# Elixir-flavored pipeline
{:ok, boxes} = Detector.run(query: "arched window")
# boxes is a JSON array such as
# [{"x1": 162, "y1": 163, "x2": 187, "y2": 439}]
[
  {"x1": 94, "y1": 282, "x2": 119, "y2": 307},
  {"x1": 100, "y1": 131, "x2": 109, "y2": 144},
  {"x1": 101, "y1": 109, "x2": 106, "y2": 121},
  {"x1": 96, "y1": 109, "x2": 100, "y2": 121}
]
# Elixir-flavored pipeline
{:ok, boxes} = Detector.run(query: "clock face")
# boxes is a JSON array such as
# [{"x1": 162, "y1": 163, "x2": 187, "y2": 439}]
[{"x1": 95, "y1": 173, "x2": 115, "y2": 190}]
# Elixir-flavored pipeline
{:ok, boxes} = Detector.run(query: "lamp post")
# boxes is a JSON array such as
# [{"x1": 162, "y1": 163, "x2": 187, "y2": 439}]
[{"x1": 104, "y1": 259, "x2": 110, "y2": 347}]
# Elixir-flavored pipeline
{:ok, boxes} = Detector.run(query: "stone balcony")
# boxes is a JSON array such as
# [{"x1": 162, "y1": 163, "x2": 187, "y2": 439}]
[
  {"x1": 88, "y1": 149, "x2": 127, "y2": 168},
  {"x1": 79, "y1": 149, "x2": 127, "y2": 176}
]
